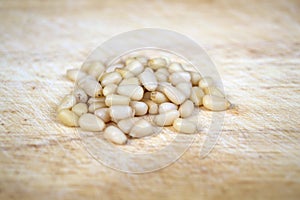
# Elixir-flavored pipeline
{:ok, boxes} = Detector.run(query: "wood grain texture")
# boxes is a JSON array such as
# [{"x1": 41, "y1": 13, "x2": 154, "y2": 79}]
[{"x1": 0, "y1": 0, "x2": 300, "y2": 199}]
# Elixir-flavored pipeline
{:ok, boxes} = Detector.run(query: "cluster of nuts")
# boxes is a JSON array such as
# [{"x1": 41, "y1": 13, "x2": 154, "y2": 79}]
[{"x1": 57, "y1": 56, "x2": 231, "y2": 145}]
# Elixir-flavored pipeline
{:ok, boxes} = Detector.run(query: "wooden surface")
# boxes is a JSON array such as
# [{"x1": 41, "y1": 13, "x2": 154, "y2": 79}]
[{"x1": 1, "y1": 0, "x2": 300, "y2": 199}]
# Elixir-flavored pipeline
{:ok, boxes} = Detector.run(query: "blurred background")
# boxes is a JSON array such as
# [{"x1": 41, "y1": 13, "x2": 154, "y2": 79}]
[{"x1": 0, "y1": 0, "x2": 299, "y2": 199}]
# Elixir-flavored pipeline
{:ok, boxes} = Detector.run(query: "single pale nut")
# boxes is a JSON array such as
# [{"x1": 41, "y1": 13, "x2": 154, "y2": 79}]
[
  {"x1": 57, "y1": 94, "x2": 77, "y2": 112},
  {"x1": 79, "y1": 113, "x2": 105, "y2": 131},
  {"x1": 73, "y1": 88, "x2": 88, "y2": 103},
  {"x1": 158, "y1": 102, "x2": 178, "y2": 114},
  {"x1": 150, "y1": 91, "x2": 169, "y2": 104},
  {"x1": 162, "y1": 85, "x2": 186, "y2": 105},
  {"x1": 79, "y1": 78, "x2": 102, "y2": 97},
  {"x1": 117, "y1": 117, "x2": 140, "y2": 134},
  {"x1": 103, "y1": 84, "x2": 118, "y2": 97},
  {"x1": 129, "y1": 119, "x2": 153, "y2": 138},
  {"x1": 190, "y1": 87, "x2": 205, "y2": 106},
  {"x1": 104, "y1": 125, "x2": 127, "y2": 145},
  {"x1": 203, "y1": 86, "x2": 225, "y2": 98},
  {"x1": 173, "y1": 118, "x2": 196, "y2": 134},
  {"x1": 130, "y1": 101, "x2": 148, "y2": 116},
  {"x1": 169, "y1": 71, "x2": 191, "y2": 85},
  {"x1": 72, "y1": 103, "x2": 88, "y2": 116},
  {"x1": 99, "y1": 71, "x2": 122, "y2": 86},
  {"x1": 109, "y1": 105, "x2": 135, "y2": 121},
  {"x1": 144, "y1": 100, "x2": 158, "y2": 114},
  {"x1": 203, "y1": 95, "x2": 230, "y2": 111},
  {"x1": 191, "y1": 72, "x2": 202, "y2": 86},
  {"x1": 168, "y1": 62, "x2": 183, "y2": 73},
  {"x1": 57, "y1": 109, "x2": 79, "y2": 127},
  {"x1": 154, "y1": 110, "x2": 180, "y2": 127},
  {"x1": 94, "y1": 108, "x2": 111, "y2": 123},
  {"x1": 199, "y1": 77, "x2": 214, "y2": 88},
  {"x1": 139, "y1": 68, "x2": 158, "y2": 91},
  {"x1": 148, "y1": 57, "x2": 167, "y2": 70},
  {"x1": 178, "y1": 100, "x2": 194, "y2": 118},
  {"x1": 105, "y1": 94, "x2": 130, "y2": 106},
  {"x1": 125, "y1": 60, "x2": 144, "y2": 75}
]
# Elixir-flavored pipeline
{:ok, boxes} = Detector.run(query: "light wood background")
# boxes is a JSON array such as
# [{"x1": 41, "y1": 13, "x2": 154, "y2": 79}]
[{"x1": 0, "y1": 0, "x2": 300, "y2": 199}]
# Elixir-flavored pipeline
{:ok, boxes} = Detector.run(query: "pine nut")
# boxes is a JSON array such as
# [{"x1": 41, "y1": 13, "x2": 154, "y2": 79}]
[
  {"x1": 203, "y1": 86, "x2": 225, "y2": 98},
  {"x1": 191, "y1": 72, "x2": 202, "y2": 86},
  {"x1": 158, "y1": 102, "x2": 178, "y2": 114},
  {"x1": 139, "y1": 68, "x2": 158, "y2": 91},
  {"x1": 129, "y1": 119, "x2": 153, "y2": 138},
  {"x1": 154, "y1": 110, "x2": 180, "y2": 126},
  {"x1": 168, "y1": 62, "x2": 183, "y2": 73},
  {"x1": 115, "y1": 68, "x2": 135, "y2": 79},
  {"x1": 88, "y1": 102, "x2": 106, "y2": 113},
  {"x1": 73, "y1": 88, "x2": 88, "y2": 103},
  {"x1": 144, "y1": 100, "x2": 158, "y2": 114},
  {"x1": 79, "y1": 113, "x2": 105, "y2": 131},
  {"x1": 57, "y1": 109, "x2": 79, "y2": 127},
  {"x1": 173, "y1": 118, "x2": 196, "y2": 134},
  {"x1": 125, "y1": 60, "x2": 144, "y2": 75},
  {"x1": 179, "y1": 100, "x2": 194, "y2": 118},
  {"x1": 119, "y1": 77, "x2": 140, "y2": 86},
  {"x1": 130, "y1": 101, "x2": 148, "y2": 116},
  {"x1": 87, "y1": 61, "x2": 105, "y2": 79},
  {"x1": 117, "y1": 118, "x2": 140, "y2": 134},
  {"x1": 104, "y1": 125, "x2": 127, "y2": 145},
  {"x1": 117, "y1": 85, "x2": 144, "y2": 101},
  {"x1": 103, "y1": 84, "x2": 118, "y2": 96},
  {"x1": 199, "y1": 77, "x2": 214, "y2": 88},
  {"x1": 72, "y1": 103, "x2": 88, "y2": 116},
  {"x1": 203, "y1": 95, "x2": 230, "y2": 111},
  {"x1": 57, "y1": 94, "x2": 77, "y2": 112},
  {"x1": 94, "y1": 108, "x2": 111, "y2": 123},
  {"x1": 176, "y1": 82, "x2": 192, "y2": 98},
  {"x1": 105, "y1": 94, "x2": 130, "y2": 106},
  {"x1": 66, "y1": 69, "x2": 87, "y2": 82},
  {"x1": 161, "y1": 85, "x2": 186, "y2": 105},
  {"x1": 148, "y1": 57, "x2": 167, "y2": 70},
  {"x1": 150, "y1": 91, "x2": 169, "y2": 104},
  {"x1": 169, "y1": 72, "x2": 191, "y2": 85},
  {"x1": 79, "y1": 78, "x2": 102, "y2": 97},
  {"x1": 190, "y1": 87, "x2": 205, "y2": 106},
  {"x1": 99, "y1": 72, "x2": 122, "y2": 86},
  {"x1": 109, "y1": 105, "x2": 135, "y2": 121}
]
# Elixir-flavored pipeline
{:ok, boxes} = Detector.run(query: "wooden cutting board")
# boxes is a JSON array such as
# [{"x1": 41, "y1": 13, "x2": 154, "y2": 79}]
[{"x1": 1, "y1": 0, "x2": 300, "y2": 199}]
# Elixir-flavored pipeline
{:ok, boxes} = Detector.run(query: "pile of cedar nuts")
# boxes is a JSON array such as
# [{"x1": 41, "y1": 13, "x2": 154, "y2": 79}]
[{"x1": 57, "y1": 56, "x2": 231, "y2": 145}]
